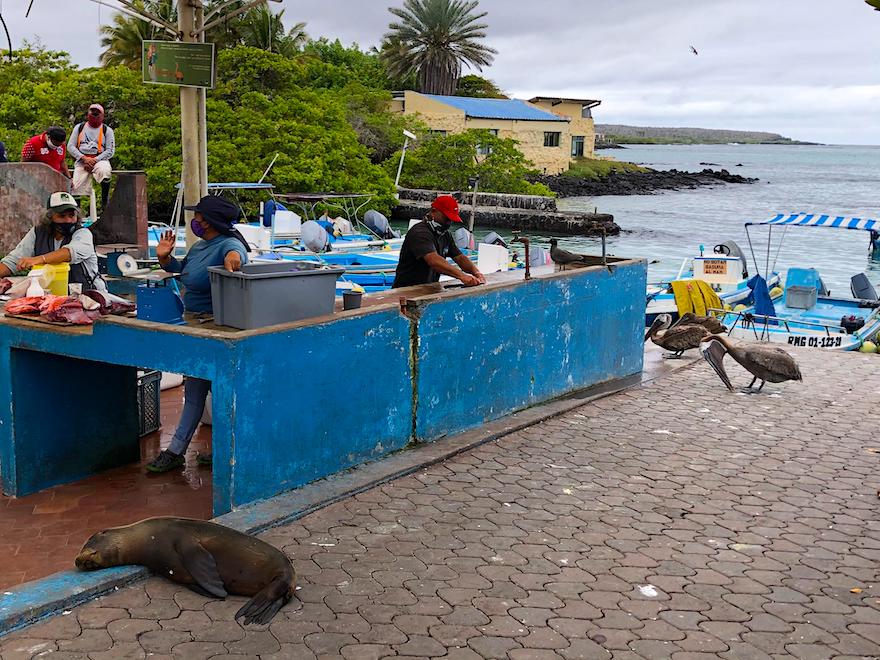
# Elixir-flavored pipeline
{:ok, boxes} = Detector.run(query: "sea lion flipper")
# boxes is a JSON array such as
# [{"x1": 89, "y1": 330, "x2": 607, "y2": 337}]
[
  {"x1": 235, "y1": 577, "x2": 291, "y2": 625},
  {"x1": 177, "y1": 537, "x2": 228, "y2": 598}
]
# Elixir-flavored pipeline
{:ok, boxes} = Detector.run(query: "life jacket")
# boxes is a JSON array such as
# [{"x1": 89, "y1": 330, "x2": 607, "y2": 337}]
[
  {"x1": 75, "y1": 122, "x2": 105, "y2": 154},
  {"x1": 33, "y1": 225, "x2": 100, "y2": 288}
]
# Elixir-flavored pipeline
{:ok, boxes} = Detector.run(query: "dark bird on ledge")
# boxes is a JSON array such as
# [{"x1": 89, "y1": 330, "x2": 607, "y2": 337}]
[
  {"x1": 673, "y1": 312, "x2": 727, "y2": 334},
  {"x1": 645, "y1": 313, "x2": 709, "y2": 358},
  {"x1": 701, "y1": 335, "x2": 802, "y2": 393},
  {"x1": 549, "y1": 239, "x2": 594, "y2": 266}
]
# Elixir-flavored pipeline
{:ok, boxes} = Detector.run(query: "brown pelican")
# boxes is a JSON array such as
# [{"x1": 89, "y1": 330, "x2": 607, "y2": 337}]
[
  {"x1": 701, "y1": 335, "x2": 802, "y2": 393},
  {"x1": 645, "y1": 313, "x2": 709, "y2": 358},
  {"x1": 673, "y1": 312, "x2": 727, "y2": 334}
]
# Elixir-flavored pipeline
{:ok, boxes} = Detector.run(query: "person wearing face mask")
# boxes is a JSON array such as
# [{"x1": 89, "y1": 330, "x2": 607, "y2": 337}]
[
  {"x1": 0, "y1": 192, "x2": 106, "y2": 290},
  {"x1": 20, "y1": 126, "x2": 71, "y2": 178},
  {"x1": 68, "y1": 104, "x2": 115, "y2": 209},
  {"x1": 392, "y1": 194, "x2": 485, "y2": 289},
  {"x1": 146, "y1": 195, "x2": 249, "y2": 473}
]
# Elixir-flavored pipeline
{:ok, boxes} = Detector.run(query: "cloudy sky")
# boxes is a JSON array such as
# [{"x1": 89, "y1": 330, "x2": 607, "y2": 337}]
[{"x1": 3, "y1": 0, "x2": 880, "y2": 144}]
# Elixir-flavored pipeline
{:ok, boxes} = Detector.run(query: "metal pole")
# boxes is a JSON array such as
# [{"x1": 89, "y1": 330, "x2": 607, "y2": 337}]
[
  {"x1": 195, "y1": 2, "x2": 208, "y2": 202},
  {"x1": 179, "y1": 0, "x2": 201, "y2": 247},
  {"x1": 394, "y1": 137, "x2": 409, "y2": 188},
  {"x1": 469, "y1": 177, "x2": 479, "y2": 233}
]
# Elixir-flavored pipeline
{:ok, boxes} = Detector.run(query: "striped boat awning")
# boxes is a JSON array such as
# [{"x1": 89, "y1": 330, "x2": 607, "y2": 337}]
[{"x1": 746, "y1": 213, "x2": 880, "y2": 232}]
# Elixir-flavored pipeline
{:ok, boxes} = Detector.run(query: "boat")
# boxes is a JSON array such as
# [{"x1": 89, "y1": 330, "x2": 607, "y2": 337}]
[
  {"x1": 718, "y1": 213, "x2": 880, "y2": 351},
  {"x1": 645, "y1": 240, "x2": 780, "y2": 325}
]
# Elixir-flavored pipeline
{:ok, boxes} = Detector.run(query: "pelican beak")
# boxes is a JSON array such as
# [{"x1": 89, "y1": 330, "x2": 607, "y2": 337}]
[
  {"x1": 702, "y1": 339, "x2": 734, "y2": 391},
  {"x1": 644, "y1": 318, "x2": 661, "y2": 342}
]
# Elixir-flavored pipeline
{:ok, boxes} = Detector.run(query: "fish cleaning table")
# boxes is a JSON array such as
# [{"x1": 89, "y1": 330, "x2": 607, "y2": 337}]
[{"x1": 0, "y1": 258, "x2": 646, "y2": 515}]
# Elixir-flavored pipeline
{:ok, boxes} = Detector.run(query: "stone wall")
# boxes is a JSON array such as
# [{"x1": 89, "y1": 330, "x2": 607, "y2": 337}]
[
  {"x1": 0, "y1": 163, "x2": 69, "y2": 255},
  {"x1": 397, "y1": 187, "x2": 557, "y2": 211},
  {"x1": 90, "y1": 172, "x2": 149, "y2": 249}
]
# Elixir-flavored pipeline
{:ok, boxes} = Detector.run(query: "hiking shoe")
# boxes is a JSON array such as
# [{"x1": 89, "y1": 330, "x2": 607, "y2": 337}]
[
  {"x1": 145, "y1": 450, "x2": 185, "y2": 473},
  {"x1": 196, "y1": 452, "x2": 212, "y2": 466}
]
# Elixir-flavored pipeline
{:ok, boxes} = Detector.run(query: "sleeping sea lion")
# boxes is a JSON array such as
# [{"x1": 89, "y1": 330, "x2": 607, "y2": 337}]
[{"x1": 75, "y1": 517, "x2": 296, "y2": 625}]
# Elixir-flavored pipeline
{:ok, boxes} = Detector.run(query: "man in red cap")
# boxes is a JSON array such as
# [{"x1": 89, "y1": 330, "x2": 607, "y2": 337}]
[{"x1": 392, "y1": 194, "x2": 486, "y2": 289}]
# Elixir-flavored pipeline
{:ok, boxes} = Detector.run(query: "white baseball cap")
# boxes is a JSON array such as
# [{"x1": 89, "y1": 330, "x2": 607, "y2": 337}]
[{"x1": 47, "y1": 191, "x2": 78, "y2": 213}]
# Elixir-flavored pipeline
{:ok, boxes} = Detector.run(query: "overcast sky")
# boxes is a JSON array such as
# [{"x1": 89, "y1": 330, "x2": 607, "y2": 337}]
[{"x1": 3, "y1": 0, "x2": 880, "y2": 144}]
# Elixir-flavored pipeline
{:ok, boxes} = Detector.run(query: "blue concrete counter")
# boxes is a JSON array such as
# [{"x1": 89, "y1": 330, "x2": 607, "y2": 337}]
[{"x1": 0, "y1": 258, "x2": 646, "y2": 515}]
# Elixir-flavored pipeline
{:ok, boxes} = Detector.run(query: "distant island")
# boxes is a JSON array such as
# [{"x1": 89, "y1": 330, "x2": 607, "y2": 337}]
[{"x1": 595, "y1": 124, "x2": 819, "y2": 147}]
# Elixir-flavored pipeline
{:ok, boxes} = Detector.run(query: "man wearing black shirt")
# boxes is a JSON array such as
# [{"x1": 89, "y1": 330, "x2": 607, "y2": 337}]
[{"x1": 392, "y1": 194, "x2": 486, "y2": 289}]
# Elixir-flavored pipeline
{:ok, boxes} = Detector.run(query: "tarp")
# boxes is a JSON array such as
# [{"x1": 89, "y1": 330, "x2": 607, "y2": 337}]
[
  {"x1": 670, "y1": 279, "x2": 723, "y2": 317},
  {"x1": 747, "y1": 274, "x2": 777, "y2": 318},
  {"x1": 746, "y1": 213, "x2": 879, "y2": 232}
]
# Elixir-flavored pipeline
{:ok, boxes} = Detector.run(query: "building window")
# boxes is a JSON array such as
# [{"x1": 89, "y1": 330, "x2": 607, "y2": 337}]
[
  {"x1": 581, "y1": 106, "x2": 592, "y2": 119},
  {"x1": 571, "y1": 136, "x2": 585, "y2": 158},
  {"x1": 544, "y1": 132, "x2": 561, "y2": 147},
  {"x1": 476, "y1": 129, "x2": 498, "y2": 155}
]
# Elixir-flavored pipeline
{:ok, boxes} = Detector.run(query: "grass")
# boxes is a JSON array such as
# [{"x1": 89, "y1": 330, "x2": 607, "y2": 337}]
[{"x1": 563, "y1": 157, "x2": 649, "y2": 179}]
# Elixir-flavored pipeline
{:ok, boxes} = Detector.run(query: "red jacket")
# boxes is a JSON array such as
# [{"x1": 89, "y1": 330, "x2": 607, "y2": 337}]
[{"x1": 21, "y1": 133, "x2": 67, "y2": 174}]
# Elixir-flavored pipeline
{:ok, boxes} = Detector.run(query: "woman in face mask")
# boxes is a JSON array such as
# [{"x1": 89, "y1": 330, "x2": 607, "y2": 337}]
[
  {"x1": 147, "y1": 195, "x2": 249, "y2": 473},
  {"x1": 0, "y1": 191, "x2": 105, "y2": 290}
]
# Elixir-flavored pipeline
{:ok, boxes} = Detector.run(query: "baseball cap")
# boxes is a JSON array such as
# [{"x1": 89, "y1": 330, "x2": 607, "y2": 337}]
[
  {"x1": 47, "y1": 191, "x2": 78, "y2": 213},
  {"x1": 88, "y1": 103, "x2": 104, "y2": 114},
  {"x1": 184, "y1": 195, "x2": 241, "y2": 229},
  {"x1": 431, "y1": 194, "x2": 463, "y2": 223}
]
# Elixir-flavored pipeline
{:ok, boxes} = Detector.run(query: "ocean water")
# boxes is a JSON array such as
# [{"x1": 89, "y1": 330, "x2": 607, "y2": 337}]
[{"x1": 479, "y1": 144, "x2": 880, "y2": 292}]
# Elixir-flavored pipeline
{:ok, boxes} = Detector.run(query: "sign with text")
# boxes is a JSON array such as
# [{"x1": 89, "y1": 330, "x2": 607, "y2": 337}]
[
  {"x1": 700, "y1": 259, "x2": 729, "y2": 276},
  {"x1": 142, "y1": 41, "x2": 215, "y2": 89}
]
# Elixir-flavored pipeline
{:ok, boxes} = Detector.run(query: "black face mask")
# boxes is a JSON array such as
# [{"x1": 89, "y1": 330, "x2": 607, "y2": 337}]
[{"x1": 54, "y1": 223, "x2": 77, "y2": 238}]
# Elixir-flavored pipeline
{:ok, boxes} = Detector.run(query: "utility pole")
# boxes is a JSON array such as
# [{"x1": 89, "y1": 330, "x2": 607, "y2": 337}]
[{"x1": 178, "y1": 0, "x2": 204, "y2": 247}]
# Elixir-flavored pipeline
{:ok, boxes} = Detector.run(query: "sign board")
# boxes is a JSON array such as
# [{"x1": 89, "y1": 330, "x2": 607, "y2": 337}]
[
  {"x1": 693, "y1": 256, "x2": 741, "y2": 284},
  {"x1": 700, "y1": 259, "x2": 728, "y2": 276},
  {"x1": 142, "y1": 41, "x2": 215, "y2": 89}
]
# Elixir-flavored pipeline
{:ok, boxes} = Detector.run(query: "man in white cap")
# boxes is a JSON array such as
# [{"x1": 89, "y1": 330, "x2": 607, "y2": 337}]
[{"x1": 68, "y1": 103, "x2": 116, "y2": 210}]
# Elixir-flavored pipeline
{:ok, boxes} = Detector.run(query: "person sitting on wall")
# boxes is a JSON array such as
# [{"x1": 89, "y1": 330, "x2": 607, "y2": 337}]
[
  {"x1": 68, "y1": 104, "x2": 115, "y2": 210},
  {"x1": 145, "y1": 195, "x2": 249, "y2": 473},
  {"x1": 392, "y1": 194, "x2": 485, "y2": 289},
  {"x1": 20, "y1": 126, "x2": 71, "y2": 178},
  {"x1": 0, "y1": 191, "x2": 106, "y2": 290}
]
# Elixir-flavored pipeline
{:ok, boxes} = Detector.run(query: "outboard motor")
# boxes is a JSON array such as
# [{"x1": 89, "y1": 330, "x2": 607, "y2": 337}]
[
  {"x1": 453, "y1": 227, "x2": 474, "y2": 251},
  {"x1": 364, "y1": 209, "x2": 400, "y2": 239},
  {"x1": 301, "y1": 220, "x2": 329, "y2": 253},
  {"x1": 714, "y1": 241, "x2": 748, "y2": 278},
  {"x1": 481, "y1": 231, "x2": 508, "y2": 248}
]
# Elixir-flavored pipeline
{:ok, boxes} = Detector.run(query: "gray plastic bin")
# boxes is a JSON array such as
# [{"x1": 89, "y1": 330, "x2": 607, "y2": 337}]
[
  {"x1": 785, "y1": 285, "x2": 818, "y2": 310},
  {"x1": 209, "y1": 261, "x2": 344, "y2": 329}
]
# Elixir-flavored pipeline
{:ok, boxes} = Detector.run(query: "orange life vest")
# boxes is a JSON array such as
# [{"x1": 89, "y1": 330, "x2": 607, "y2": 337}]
[{"x1": 76, "y1": 122, "x2": 105, "y2": 154}]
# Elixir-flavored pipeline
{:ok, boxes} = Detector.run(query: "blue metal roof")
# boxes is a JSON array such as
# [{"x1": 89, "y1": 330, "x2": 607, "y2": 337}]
[
  {"x1": 423, "y1": 94, "x2": 568, "y2": 122},
  {"x1": 746, "y1": 212, "x2": 879, "y2": 232}
]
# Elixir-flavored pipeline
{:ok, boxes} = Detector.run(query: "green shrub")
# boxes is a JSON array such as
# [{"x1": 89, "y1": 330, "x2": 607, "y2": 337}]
[{"x1": 564, "y1": 157, "x2": 648, "y2": 179}]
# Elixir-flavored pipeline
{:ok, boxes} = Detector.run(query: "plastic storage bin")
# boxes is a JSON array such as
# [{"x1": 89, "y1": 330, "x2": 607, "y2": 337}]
[
  {"x1": 786, "y1": 285, "x2": 818, "y2": 310},
  {"x1": 209, "y1": 261, "x2": 344, "y2": 330},
  {"x1": 31, "y1": 263, "x2": 70, "y2": 296},
  {"x1": 137, "y1": 369, "x2": 161, "y2": 437}
]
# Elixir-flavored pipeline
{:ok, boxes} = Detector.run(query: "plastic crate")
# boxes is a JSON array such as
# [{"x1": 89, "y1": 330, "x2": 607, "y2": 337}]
[
  {"x1": 209, "y1": 262, "x2": 344, "y2": 330},
  {"x1": 786, "y1": 285, "x2": 817, "y2": 310},
  {"x1": 137, "y1": 370, "x2": 161, "y2": 437}
]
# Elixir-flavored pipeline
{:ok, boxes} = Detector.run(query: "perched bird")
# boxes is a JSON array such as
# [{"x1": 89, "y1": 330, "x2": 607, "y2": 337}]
[
  {"x1": 645, "y1": 313, "x2": 709, "y2": 358},
  {"x1": 690, "y1": 45, "x2": 699, "y2": 55},
  {"x1": 549, "y1": 239, "x2": 594, "y2": 266},
  {"x1": 673, "y1": 312, "x2": 727, "y2": 334},
  {"x1": 701, "y1": 335, "x2": 802, "y2": 393}
]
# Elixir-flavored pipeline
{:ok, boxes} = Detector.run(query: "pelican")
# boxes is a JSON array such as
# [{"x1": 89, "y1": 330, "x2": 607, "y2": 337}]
[
  {"x1": 701, "y1": 335, "x2": 802, "y2": 393},
  {"x1": 645, "y1": 313, "x2": 709, "y2": 357},
  {"x1": 673, "y1": 312, "x2": 727, "y2": 334}
]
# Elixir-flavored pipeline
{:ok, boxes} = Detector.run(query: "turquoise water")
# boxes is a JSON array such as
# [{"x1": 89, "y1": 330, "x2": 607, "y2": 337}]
[{"x1": 464, "y1": 144, "x2": 880, "y2": 293}]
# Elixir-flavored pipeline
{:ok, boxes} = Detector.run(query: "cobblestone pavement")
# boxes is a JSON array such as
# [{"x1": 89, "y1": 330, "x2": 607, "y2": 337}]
[{"x1": 3, "y1": 347, "x2": 880, "y2": 659}]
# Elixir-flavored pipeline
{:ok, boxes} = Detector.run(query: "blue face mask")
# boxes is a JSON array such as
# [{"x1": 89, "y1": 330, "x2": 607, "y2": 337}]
[{"x1": 191, "y1": 218, "x2": 207, "y2": 238}]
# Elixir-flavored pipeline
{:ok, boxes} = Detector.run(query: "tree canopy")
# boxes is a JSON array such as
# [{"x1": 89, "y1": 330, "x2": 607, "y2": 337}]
[{"x1": 382, "y1": 0, "x2": 497, "y2": 95}]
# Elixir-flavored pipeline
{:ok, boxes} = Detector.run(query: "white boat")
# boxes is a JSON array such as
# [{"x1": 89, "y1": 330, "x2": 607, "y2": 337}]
[{"x1": 719, "y1": 213, "x2": 880, "y2": 351}]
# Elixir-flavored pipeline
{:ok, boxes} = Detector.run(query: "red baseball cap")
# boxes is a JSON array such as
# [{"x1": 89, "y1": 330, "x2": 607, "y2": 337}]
[{"x1": 431, "y1": 195, "x2": 463, "y2": 223}]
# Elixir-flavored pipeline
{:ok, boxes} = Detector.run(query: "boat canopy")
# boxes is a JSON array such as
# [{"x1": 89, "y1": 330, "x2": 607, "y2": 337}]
[{"x1": 746, "y1": 213, "x2": 879, "y2": 232}]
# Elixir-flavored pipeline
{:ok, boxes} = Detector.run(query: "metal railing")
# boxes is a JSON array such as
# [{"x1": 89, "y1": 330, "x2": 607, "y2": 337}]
[{"x1": 709, "y1": 307, "x2": 843, "y2": 341}]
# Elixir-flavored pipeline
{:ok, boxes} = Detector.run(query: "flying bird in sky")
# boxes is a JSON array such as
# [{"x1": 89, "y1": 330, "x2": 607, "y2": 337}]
[{"x1": 690, "y1": 45, "x2": 699, "y2": 56}]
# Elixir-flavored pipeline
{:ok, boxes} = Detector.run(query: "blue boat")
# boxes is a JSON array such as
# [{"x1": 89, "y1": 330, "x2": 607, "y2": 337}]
[{"x1": 720, "y1": 213, "x2": 880, "y2": 351}]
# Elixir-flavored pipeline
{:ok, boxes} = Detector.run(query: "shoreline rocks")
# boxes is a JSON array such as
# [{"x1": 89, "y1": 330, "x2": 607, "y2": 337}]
[{"x1": 535, "y1": 168, "x2": 759, "y2": 198}]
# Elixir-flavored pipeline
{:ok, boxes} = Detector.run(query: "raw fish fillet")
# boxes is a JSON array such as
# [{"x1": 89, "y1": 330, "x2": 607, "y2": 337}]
[
  {"x1": 5, "y1": 296, "x2": 45, "y2": 315},
  {"x1": 0, "y1": 279, "x2": 12, "y2": 294},
  {"x1": 83, "y1": 290, "x2": 136, "y2": 315},
  {"x1": 39, "y1": 295, "x2": 73, "y2": 314},
  {"x1": 44, "y1": 299, "x2": 101, "y2": 325}
]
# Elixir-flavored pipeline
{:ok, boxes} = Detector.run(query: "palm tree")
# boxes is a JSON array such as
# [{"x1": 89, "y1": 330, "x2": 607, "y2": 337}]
[
  {"x1": 382, "y1": 0, "x2": 496, "y2": 96},
  {"x1": 99, "y1": 0, "x2": 175, "y2": 69},
  {"x1": 238, "y1": 6, "x2": 307, "y2": 57}
]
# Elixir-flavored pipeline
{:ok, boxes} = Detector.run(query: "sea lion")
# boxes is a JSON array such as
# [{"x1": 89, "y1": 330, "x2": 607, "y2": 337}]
[{"x1": 76, "y1": 517, "x2": 296, "y2": 625}]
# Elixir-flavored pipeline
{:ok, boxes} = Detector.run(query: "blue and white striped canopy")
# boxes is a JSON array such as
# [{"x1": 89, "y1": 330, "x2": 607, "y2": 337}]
[{"x1": 746, "y1": 213, "x2": 880, "y2": 231}]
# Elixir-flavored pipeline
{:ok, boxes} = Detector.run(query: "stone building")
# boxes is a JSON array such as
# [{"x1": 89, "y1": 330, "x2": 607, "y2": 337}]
[{"x1": 390, "y1": 91, "x2": 601, "y2": 174}]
